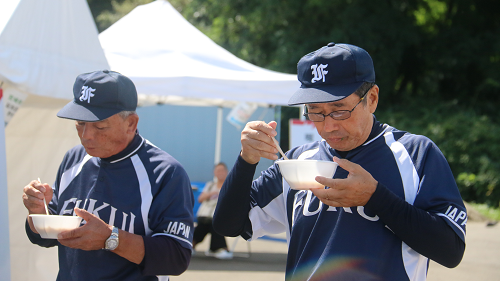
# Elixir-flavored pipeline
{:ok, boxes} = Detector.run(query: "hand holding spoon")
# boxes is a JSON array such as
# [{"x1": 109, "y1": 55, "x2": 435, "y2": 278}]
[{"x1": 38, "y1": 178, "x2": 49, "y2": 215}]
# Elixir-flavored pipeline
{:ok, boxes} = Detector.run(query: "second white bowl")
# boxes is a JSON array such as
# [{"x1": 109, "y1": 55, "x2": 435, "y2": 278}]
[{"x1": 276, "y1": 159, "x2": 338, "y2": 190}]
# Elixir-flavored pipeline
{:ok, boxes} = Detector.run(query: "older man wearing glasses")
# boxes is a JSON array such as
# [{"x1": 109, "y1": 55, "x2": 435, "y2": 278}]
[{"x1": 213, "y1": 42, "x2": 466, "y2": 281}]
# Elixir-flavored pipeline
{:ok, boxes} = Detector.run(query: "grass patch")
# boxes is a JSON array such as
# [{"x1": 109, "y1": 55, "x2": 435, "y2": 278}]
[{"x1": 469, "y1": 203, "x2": 500, "y2": 221}]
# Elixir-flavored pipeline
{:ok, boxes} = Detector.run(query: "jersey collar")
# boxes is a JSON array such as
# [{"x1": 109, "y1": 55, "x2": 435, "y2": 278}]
[
  {"x1": 362, "y1": 116, "x2": 389, "y2": 146},
  {"x1": 102, "y1": 133, "x2": 145, "y2": 163}
]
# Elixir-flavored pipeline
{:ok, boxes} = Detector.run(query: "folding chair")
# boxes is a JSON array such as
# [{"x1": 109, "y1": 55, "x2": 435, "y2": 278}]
[{"x1": 229, "y1": 236, "x2": 251, "y2": 258}]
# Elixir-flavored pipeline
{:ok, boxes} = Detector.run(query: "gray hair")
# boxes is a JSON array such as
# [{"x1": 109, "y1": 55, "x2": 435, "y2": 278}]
[
  {"x1": 355, "y1": 82, "x2": 375, "y2": 105},
  {"x1": 355, "y1": 82, "x2": 375, "y2": 98},
  {"x1": 117, "y1": 111, "x2": 137, "y2": 119}
]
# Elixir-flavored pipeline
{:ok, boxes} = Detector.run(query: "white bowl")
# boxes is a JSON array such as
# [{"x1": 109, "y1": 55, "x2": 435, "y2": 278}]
[
  {"x1": 29, "y1": 214, "x2": 83, "y2": 239},
  {"x1": 276, "y1": 159, "x2": 338, "y2": 190}
]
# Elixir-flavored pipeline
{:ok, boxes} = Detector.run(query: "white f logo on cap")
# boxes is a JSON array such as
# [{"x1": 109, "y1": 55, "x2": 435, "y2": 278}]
[
  {"x1": 311, "y1": 64, "x2": 328, "y2": 83},
  {"x1": 80, "y1": 86, "x2": 95, "y2": 103}
]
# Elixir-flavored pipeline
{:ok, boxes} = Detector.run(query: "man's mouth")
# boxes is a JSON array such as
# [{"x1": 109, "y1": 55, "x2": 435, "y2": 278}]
[
  {"x1": 327, "y1": 136, "x2": 346, "y2": 143},
  {"x1": 83, "y1": 144, "x2": 95, "y2": 151}
]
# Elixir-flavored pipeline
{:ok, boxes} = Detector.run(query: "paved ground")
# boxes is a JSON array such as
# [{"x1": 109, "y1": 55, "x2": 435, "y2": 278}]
[
  {"x1": 427, "y1": 221, "x2": 500, "y2": 281},
  {"x1": 171, "y1": 221, "x2": 500, "y2": 281}
]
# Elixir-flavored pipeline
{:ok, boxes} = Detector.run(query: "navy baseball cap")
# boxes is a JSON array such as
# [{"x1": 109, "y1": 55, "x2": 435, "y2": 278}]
[
  {"x1": 288, "y1": 42, "x2": 375, "y2": 105},
  {"x1": 57, "y1": 70, "x2": 138, "y2": 122}
]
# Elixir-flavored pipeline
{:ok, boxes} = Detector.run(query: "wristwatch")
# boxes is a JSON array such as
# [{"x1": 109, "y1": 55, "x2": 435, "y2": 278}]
[{"x1": 104, "y1": 226, "x2": 119, "y2": 251}]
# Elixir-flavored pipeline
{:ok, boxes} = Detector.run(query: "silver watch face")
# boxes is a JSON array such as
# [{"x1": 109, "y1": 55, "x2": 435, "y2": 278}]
[{"x1": 106, "y1": 238, "x2": 118, "y2": 250}]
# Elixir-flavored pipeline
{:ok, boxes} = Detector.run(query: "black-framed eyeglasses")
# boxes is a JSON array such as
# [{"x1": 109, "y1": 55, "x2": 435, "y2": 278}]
[{"x1": 303, "y1": 84, "x2": 373, "y2": 122}]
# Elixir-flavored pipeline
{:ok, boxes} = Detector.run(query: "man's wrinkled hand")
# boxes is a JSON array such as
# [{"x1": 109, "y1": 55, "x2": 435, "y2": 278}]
[
  {"x1": 311, "y1": 157, "x2": 378, "y2": 207},
  {"x1": 22, "y1": 180, "x2": 53, "y2": 215},
  {"x1": 57, "y1": 208, "x2": 113, "y2": 251},
  {"x1": 240, "y1": 120, "x2": 279, "y2": 164}
]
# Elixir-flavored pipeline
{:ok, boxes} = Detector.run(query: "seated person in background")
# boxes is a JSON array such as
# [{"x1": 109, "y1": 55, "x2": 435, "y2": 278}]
[{"x1": 192, "y1": 162, "x2": 232, "y2": 259}]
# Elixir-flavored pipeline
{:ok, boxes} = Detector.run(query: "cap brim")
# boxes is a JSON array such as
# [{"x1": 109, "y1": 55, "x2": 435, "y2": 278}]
[
  {"x1": 57, "y1": 100, "x2": 121, "y2": 122},
  {"x1": 288, "y1": 82, "x2": 363, "y2": 105}
]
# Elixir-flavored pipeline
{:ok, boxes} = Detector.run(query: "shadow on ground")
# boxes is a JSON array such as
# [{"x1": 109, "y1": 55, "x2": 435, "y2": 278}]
[{"x1": 188, "y1": 251, "x2": 288, "y2": 272}]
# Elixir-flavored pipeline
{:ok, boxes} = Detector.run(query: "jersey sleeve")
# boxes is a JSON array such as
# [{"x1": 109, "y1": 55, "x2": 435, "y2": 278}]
[
  {"x1": 246, "y1": 161, "x2": 289, "y2": 240},
  {"x1": 147, "y1": 160, "x2": 194, "y2": 250},
  {"x1": 366, "y1": 183, "x2": 465, "y2": 267},
  {"x1": 140, "y1": 161, "x2": 194, "y2": 276},
  {"x1": 213, "y1": 154, "x2": 289, "y2": 241},
  {"x1": 365, "y1": 132, "x2": 466, "y2": 267},
  {"x1": 411, "y1": 137, "x2": 467, "y2": 242},
  {"x1": 213, "y1": 155, "x2": 256, "y2": 238},
  {"x1": 140, "y1": 235, "x2": 191, "y2": 276}
]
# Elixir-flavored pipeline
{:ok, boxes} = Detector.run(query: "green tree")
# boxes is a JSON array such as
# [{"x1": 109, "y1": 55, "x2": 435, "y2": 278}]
[
  {"x1": 88, "y1": 0, "x2": 154, "y2": 32},
  {"x1": 170, "y1": 0, "x2": 499, "y2": 112}
]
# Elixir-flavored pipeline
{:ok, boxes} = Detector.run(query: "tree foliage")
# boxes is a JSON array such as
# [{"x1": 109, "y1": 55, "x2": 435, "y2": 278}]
[
  {"x1": 87, "y1": 0, "x2": 154, "y2": 32},
  {"x1": 377, "y1": 100, "x2": 500, "y2": 207},
  {"x1": 170, "y1": 0, "x2": 500, "y2": 113}
]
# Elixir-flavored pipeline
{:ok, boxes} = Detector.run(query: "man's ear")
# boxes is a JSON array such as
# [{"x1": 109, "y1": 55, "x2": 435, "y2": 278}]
[
  {"x1": 126, "y1": 114, "x2": 139, "y2": 134},
  {"x1": 367, "y1": 85, "x2": 379, "y2": 114}
]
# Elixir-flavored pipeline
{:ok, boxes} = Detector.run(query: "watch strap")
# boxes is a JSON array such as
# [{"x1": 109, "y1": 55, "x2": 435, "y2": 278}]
[{"x1": 110, "y1": 226, "x2": 119, "y2": 237}]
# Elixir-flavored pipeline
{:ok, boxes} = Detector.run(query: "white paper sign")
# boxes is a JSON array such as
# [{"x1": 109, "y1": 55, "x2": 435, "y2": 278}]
[
  {"x1": 289, "y1": 118, "x2": 323, "y2": 148},
  {"x1": 3, "y1": 87, "x2": 27, "y2": 126},
  {"x1": 226, "y1": 102, "x2": 258, "y2": 129}
]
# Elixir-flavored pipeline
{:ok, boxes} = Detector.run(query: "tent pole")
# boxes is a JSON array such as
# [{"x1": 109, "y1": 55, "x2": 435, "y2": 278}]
[
  {"x1": 0, "y1": 91, "x2": 12, "y2": 280},
  {"x1": 214, "y1": 106, "x2": 223, "y2": 164},
  {"x1": 299, "y1": 105, "x2": 306, "y2": 120}
]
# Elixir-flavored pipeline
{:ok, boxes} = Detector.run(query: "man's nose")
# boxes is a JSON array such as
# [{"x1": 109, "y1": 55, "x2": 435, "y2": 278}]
[
  {"x1": 80, "y1": 123, "x2": 94, "y2": 139},
  {"x1": 322, "y1": 116, "x2": 341, "y2": 132}
]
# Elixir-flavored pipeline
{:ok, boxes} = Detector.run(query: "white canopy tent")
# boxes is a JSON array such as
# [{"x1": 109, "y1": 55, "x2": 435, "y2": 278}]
[
  {"x1": 98, "y1": 0, "x2": 299, "y2": 164},
  {"x1": 0, "y1": 0, "x2": 109, "y2": 280},
  {"x1": 98, "y1": 0, "x2": 299, "y2": 108}
]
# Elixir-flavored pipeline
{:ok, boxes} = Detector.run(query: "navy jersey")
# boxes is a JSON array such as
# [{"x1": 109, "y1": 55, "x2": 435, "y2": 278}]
[
  {"x1": 242, "y1": 120, "x2": 466, "y2": 281},
  {"x1": 27, "y1": 134, "x2": 194, "y2": 281}
]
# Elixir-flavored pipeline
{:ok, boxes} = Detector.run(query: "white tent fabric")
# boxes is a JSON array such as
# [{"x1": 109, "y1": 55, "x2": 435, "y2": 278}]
[
  {"x1": 0, "y1": 0, "x2": 109, "y2": 100},
  {"x1": 99, "y1": 0, "x2": 300, "y2": 108},
  {"x1": 99, "y1": 0, "x2": 300, "y2": 166},
  {"x1": 5, "y1": 96, "x2": 81, "y2": 281},
  {"x1": 0, "y1": 0, "x2": 109, "y2": 280}
]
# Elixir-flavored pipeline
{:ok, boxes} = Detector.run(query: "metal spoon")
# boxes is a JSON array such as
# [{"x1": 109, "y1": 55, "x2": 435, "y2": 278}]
[
  {"x1": 38, "y1": 178, "x2": 49, "y2": 215},
  {"x1": 272, "y1": 136, "x2": 289, "y2": 160}
]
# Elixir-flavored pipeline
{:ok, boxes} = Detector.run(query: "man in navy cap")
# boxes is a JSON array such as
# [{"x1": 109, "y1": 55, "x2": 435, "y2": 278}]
[
  {"x1": 22, "y1": 70, "x2": 194, "y2": 281},
  {"x1": 213, "y1": 43, "x2": 466, "y2": 280}
]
